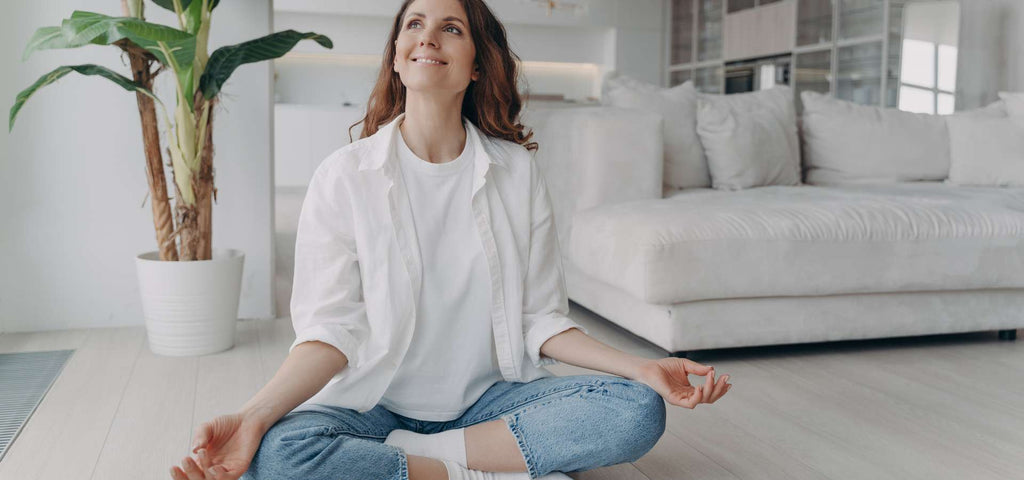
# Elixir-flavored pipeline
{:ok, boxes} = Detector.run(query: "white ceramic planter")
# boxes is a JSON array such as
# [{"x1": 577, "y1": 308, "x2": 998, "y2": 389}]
[{"x1": 135, "y1": 248, "x2": 245, "y2": 357}]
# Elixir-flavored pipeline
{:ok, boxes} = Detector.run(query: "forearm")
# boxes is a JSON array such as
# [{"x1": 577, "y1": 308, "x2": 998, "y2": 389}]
[
  {"x1": 239, "y1": 340, "x2": 349, "y2": 433},
  {"x1": 539, "y1": 327, "x2": 654, "y2": 380}
]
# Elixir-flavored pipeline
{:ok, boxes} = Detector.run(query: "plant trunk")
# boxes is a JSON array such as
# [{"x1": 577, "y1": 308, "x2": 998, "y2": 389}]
[
  {"x1": 124, "y1": 45, "x2": 178, "y2": 261},
  {"x1": 177, "y1": 96, "x2": 216, "y2": 261},
  {"x1": 197, "y1": 97, "x2": 215, "y2": 261}
]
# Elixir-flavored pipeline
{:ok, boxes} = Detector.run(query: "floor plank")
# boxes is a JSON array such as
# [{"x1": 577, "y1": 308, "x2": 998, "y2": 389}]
[
  {"x1": 632, "y1": 428, "x2": 740, "y2": 479},
  {"x1": 190, "y1": 320, "x2": 267, "y2": 453},
  {"x1": 0, "y1": 327, "x2": 143, "y2": 480},
  {"x1": 662, "y1": 396, "x2": 830, "y2": 480},
  {"x1": 88, "y1": 333, "x2": 199, "y2": 480}
]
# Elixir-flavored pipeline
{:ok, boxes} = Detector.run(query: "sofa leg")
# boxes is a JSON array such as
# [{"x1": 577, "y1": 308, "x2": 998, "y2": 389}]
[{"x1": 998, "y1": 329, "x2": 1017, "y2": 341}]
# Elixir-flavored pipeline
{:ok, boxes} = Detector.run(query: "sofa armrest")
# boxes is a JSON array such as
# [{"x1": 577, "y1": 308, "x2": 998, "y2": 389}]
[{"x1": 522, "y1": 106, "x2": 664, "y2": 255}]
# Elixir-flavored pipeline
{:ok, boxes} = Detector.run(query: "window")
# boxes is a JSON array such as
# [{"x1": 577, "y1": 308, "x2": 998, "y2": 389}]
[{"x1": 897, "y1": 38, "x2": 956, "y2": 115}]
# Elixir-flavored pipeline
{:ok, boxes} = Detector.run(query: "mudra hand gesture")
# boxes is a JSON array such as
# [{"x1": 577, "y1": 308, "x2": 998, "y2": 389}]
[
  {"x1": 637, "y1": 357, "x2": 732, "y2": 408},
  {"x1": 169, "y1": 412, "x2": 265, "y2": 480}
]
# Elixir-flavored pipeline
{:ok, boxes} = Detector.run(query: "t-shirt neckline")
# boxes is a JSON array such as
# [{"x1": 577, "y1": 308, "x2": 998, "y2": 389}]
[{"x1": 397, "y1": 120, "x2": 474, "y2": 176}]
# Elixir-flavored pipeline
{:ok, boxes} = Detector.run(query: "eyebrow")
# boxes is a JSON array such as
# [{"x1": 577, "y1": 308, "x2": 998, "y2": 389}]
[{"x1": 405, "y1": 11, "x2": 467, "y2": 26}]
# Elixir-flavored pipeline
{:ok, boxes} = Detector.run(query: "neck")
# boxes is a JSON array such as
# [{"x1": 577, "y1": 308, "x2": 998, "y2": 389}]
[{"x1": 400, "y1": 92, "x2": 467, "y2": 164}]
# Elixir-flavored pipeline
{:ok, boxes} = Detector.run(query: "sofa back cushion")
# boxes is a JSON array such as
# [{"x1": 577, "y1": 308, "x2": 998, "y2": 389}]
[
  {"x1": 603, "y1": 73, "x2": 710, "y2": 189},
  {"x1": 800, "y1": 91, "x2": 951, "y2": 185},
  {"x1": 696, "y1": 86, "x2": 801, "y2": 190},
  {"x1": 947, "y1": 115, "x2": 1024, "y2": 186},
  {"x1": 1000, "y1": 92, "x2": 1024, "y2": 128}
]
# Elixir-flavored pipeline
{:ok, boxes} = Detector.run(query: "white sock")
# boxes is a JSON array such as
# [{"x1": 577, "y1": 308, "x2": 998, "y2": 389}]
[
  {"x1": 441, "y1": 459, "x2": 529, "y2": 480},
  {"x1": 386, "y1": 428, "x2": 467, "y2": 466},
  {"x1": 388, "y1": 428, "x2": 571, "y2": 480},
  {"x1": 440, "y1": 459, "x2": 572, "y2": 480}
]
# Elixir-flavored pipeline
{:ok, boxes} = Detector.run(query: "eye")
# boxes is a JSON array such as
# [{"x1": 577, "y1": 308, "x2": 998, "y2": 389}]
[
  {"x1": 406, "y1": 19, "x2": 421, "y2": 28},
  {"x1": 444, "y1": 25, "x2": 461, "y2": 34}
]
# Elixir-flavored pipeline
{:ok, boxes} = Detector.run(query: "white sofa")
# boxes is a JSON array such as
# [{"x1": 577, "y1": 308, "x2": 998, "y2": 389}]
[{"x1": 521, "y1": 90, "x2": 1024, "y2": 357}]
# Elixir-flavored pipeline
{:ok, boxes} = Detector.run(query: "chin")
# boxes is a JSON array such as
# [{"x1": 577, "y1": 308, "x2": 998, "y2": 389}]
[{"x1": 403, "y1": 79, "x2": 470, "y2": 95}]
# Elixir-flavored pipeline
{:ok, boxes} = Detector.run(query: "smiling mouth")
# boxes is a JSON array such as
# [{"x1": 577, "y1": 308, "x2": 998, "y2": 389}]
[{"x1": 411, "y1": 58, "x2": 447, "y2": 65}]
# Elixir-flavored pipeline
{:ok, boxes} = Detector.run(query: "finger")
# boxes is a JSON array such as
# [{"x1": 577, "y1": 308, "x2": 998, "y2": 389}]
[
  {"x1": 196, "y1": 448, "x2": 211, "y2": 471},
  {"x1": 192, "y1": 424, "x2": 210, "y2": 453},
  {"x1": 169, "y1": 466, "x2": 190, "y2": 480},
  {"x1": 684, "y1": 359, "x2": 713, "y2": 375},
  {"x1": 181, "y1": 456, "x2": 205, "y2": 480},
  {"x1": 702, "y1": 372, "x2": 715, "y2": 403},
  {"x1": 709, "y1": 375, "x2": 729, "y2": 403},
  {"x1": 207, "y1": 465, "x2": 227, "y2": 479}
]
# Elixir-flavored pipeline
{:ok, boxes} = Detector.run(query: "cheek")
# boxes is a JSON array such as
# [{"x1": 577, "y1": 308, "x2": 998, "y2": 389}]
[{"x1": 395, "y1": 38, "x2": 413, "y2": 59}]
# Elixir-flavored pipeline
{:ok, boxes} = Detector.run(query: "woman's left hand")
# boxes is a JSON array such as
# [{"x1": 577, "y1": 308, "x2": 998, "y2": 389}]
[{"x1": 635, "y1": 357, "x2": 731, "y2": 409}]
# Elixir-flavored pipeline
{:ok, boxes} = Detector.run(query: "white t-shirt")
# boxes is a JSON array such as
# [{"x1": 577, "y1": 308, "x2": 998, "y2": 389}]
[{"x1": 377, "y1": 123, "x2": 504, "y2": 421}]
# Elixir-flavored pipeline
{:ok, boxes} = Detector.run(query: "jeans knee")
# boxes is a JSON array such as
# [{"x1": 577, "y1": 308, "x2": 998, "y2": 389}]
[
  {"x1": 606, "y1": 380, "x2": 666, "y2": 462},
  {"x1": 243, "y1": 421, "x2": 403, "y2": 480}
]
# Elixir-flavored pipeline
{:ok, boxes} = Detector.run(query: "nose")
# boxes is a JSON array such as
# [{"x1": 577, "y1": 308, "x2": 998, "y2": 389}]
[{"x1": 418, "y1": 30, "x2": 439, "y2": 48}]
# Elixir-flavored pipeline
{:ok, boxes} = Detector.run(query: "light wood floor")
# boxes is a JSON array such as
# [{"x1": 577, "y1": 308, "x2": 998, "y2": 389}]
[{"x1": 0, "y1": 304, "x2": 1021, "y2": 480}]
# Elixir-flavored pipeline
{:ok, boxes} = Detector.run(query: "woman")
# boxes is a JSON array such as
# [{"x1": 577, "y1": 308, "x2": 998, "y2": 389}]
[{"x1": 169, "y1": 1, "x2": 731, "y2": 479}]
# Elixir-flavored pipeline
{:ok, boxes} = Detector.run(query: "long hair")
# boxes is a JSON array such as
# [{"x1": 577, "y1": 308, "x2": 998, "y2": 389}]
[{"x1": 348, "y1": 0, "x2": 537, "y2": 152}]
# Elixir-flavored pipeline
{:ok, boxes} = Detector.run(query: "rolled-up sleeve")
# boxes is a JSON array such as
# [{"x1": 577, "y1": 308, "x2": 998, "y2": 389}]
[
  {"x1": 522, "y1": 156, "x2": 589, "y2": 368},
  {"x1": 289, "y1": 162, "x2": 369, "y2": 373}
]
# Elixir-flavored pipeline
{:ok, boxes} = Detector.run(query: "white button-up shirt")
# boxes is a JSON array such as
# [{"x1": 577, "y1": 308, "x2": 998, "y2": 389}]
[{"x1": 289, "y1": 112, "x2": 587, "y2": 414}]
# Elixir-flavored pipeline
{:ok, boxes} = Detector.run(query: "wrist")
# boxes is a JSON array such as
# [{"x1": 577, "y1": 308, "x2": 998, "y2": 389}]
[
  {"x1": 627, "y1": 357, "x2": 659, "y2": 382},
  {"x1": 240, "y1": 404, "x2": 277, "y2": 434}
]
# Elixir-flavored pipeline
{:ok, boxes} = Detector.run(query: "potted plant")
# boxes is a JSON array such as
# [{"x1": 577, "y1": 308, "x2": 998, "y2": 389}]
[{"x1": 9, "y1": 0, "x2": 332, "y2": 356}]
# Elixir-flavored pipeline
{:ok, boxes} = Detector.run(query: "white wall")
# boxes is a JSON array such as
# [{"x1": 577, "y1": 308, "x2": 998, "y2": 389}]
[
  {"x1": 1, "y1": 0, "x2": 276, "y2": 333},
  {"x1": 957, "y1": 0, "x2": 1024, "y2": 109},
  {"x1": 1006, "y1": 2, "x2": 1024, "y2": 92},
  {"x1": 903, "y1": 1, "x2": 959, "y2": 46}
]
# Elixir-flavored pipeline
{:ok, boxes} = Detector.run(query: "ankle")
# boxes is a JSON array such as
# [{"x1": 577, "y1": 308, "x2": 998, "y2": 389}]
[{"x1": 406, "y1": 454, "x2": 451, "y2": 480}]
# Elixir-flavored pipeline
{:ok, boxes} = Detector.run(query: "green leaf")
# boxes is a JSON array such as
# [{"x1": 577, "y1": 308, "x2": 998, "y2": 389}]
[
  {"x1": 151, "y1": 0, "x2": 220, "y2": 13},
  {"x1": 183, "y1": 0, "x2": 205, "y2": 34},
  {"x1": 199, "y1": 30, "x2": 332, "y2": 98},
  {"x1": 10, "y1": 64, "x2": 157, "y2": 132},
  {"x1": 22, "y1": 26, "x2": 68, "y2": 61},
  {"x1": 55, "y1": 11, "x2": 197, "y2": 112},
  {"x1": 55, "y1": 10, "x2": 196, "y2": 70}
]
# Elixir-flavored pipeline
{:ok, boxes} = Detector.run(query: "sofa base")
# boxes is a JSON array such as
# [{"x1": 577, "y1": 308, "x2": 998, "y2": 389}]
[{"x1": 565, "y1": 260, "x2": 1024, "y2": 354}]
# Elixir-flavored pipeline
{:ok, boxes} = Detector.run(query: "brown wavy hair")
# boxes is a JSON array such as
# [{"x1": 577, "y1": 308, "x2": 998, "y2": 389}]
[{"x1": 348, "y1": 0, "x2": 537, "y2": 152}]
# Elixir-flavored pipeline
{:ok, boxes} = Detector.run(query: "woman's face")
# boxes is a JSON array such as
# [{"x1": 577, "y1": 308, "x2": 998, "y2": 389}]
[{"x1": 393, "y1": 0, "x2": 479, "y2": 95}]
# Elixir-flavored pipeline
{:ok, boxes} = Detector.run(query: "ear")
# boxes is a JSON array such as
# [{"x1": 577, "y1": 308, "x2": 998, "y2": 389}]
[{"x1": 471, "y1": 64, "x2": 480, "y2": 82}]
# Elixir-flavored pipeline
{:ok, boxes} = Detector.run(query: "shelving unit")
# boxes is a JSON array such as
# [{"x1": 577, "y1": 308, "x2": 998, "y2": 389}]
[{"x1": 665, "y1": 0, "x2": 929, "y2": 110}]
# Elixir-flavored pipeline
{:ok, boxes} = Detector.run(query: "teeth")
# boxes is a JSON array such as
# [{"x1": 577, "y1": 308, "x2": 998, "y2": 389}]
[{"x1": 414, "y1": 58, "x2": 444, "y2": 65}]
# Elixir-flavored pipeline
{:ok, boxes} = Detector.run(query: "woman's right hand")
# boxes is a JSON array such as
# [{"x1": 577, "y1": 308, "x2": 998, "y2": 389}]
[{"x1": 169, "y1": 412, "x2": 266, "y2": 480}]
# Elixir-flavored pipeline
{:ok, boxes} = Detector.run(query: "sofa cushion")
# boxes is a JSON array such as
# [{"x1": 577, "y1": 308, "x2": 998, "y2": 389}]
[
  {"x1": 800, "y1": 91, "x2": 951, "y2": 185},
  {"x1": 1000, "y1": 92, "x2": 1024, "y2": 129},
  {"x1": 569, "y1": 184, "x2": 1024, "y2": 304},
  {"x1": 947, "y1": 115, "x2": 1024, "y2": 186},
  {"x1": 696, "y1": 86, "x2": 801, "y2": 190},
  {"x1": 602, "y1": 73, "x2": 710, "y2": 189}
]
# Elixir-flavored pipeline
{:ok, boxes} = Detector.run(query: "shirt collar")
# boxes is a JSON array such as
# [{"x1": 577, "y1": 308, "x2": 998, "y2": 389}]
[{"x1": 357, "y1": 111, "x2": 510, "y2": 173}]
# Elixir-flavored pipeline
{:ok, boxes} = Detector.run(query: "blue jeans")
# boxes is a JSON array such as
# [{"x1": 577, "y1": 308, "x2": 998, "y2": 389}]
[{"x1": 241, "y1": 375, "x2": 666, "y2": 480}]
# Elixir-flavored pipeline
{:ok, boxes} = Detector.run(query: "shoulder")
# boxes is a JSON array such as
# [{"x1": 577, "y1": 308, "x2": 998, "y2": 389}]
[
  {"x1": 479, "y1": 133, "x2": 536, "y2": 173},
  {"x1": 313, "y1": 135, "x2": 378, "y2": 180}
]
